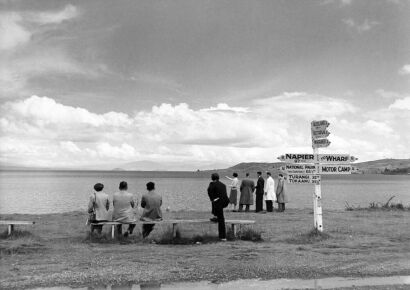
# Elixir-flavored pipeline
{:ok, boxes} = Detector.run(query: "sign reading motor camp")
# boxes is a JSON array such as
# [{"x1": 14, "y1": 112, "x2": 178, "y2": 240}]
[
  {"x1": 312, "y1": 138, "x2": 331, "y2": 148},
  {"x1": 316, "y1": 154, "x2": 357, "y2": 164},
  {"x1": 311, "y1": 129, "x2": 330, "y2": 139},
  {"x1": 287, "y1": 174, "x2": 321, "y2": 184},
  {"x1": 281, "y1": 164, "x2": 317, "y2": 174},
  {"x1": 318, "y1": 164, "x2": 352, "y2": 174},
  {"x1": 277, "y1": 154, "x2": 316, "y2": 164},
  {"x1": 311, "y1": 120, "x2": 330, "y2": 131}
]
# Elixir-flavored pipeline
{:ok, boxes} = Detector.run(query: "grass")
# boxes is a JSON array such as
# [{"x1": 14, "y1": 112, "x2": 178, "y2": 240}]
[
  {"x1": 1, "y1": 209, "x2": 410, "y2": 289},
  {"x1": 0, "y1": 230, "x2": 45, "y2": 256},
  {"x1": 284, "y1": 228, "x2": 331, "y2": 244},
  {"x1": 345, "y1": 196, "x2": 410, "y2": 211}
]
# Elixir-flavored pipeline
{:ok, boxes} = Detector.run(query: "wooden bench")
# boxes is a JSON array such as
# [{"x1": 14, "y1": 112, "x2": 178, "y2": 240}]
[
  {"x1": 91, "y1": 219, "x2": 255, "y2": 239},
  {"x1": 0, "y1": 220, "x2": 35, "y2": 235}
]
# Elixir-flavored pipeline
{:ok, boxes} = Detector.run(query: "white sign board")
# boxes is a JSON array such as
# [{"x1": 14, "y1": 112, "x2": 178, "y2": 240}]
[
  {"x1": 318, "y1": 164, "x2": 352, "y2": 174},
  {"x1": 277, "y1": 154, "x2": 316, "y2": 164},
  {"x1": 312, "y1": 138, "x2": 331, "y2": 148},
  {"x1": 316, "y1": 154, "x2": 357, "y2": 164},
  {"x1": 281, "y1": 164, "x2": 317, "y2": 174},
  {"x1": 287, "y1": 174, "x2": 321, "y2": 184}
]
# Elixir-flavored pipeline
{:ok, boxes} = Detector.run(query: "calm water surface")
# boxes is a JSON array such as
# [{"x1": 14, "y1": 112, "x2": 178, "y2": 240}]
[{"x1": 0, "y1": 170, "x2": 409, "y2": 214}]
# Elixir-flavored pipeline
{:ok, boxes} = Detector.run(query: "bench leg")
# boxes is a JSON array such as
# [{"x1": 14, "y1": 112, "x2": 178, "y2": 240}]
[
  {"x1": 231, "y1": 224, "x2": 237, "y2": 238},
  {"x1": 8, "y1": 225, "x2": 14, "y2": 236},
  {"x1": 172, "y1": 223, "x2": 178, "y2": 238},
  {"x1": 111, "y1": 225, "x2": 115, "y2": 239}
]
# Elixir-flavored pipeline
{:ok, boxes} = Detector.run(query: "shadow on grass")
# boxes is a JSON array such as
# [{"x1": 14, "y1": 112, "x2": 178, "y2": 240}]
[
  {"x1": 86, "y1": 226, "x2": 263, "y2": 245},
  {"x1": 284, "y1": 228, "x2": 331, "y2": 244},
  {"x1": 0, "y1": 230, "x2": 46, "y2": 256}
]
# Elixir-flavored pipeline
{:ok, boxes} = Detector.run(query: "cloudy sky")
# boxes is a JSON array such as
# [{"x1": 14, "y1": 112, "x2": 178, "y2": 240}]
[{"x1": 0, "y1": 0, "x2": 409, "y2": 170}]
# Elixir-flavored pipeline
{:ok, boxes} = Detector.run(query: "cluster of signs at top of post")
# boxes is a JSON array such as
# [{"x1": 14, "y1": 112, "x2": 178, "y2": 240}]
[{"x1": 311, "y1": 120, "x2": 331, "y2": 148}]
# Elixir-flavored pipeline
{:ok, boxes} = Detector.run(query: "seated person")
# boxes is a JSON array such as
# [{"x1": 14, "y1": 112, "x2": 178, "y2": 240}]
[
  {"x1": 113, "y1": 181, "x2": 137, "y2": 237},
  {"x1": 140, "y1": 181, "x2": 163, "y2": 238},
  {"x1": 88, "y1": 183, "x2": 110, "y2": 234}
]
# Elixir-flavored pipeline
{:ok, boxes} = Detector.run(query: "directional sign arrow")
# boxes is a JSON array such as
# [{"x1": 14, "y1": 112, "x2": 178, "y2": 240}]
[
  {"x1": 287, "y1": 174, "x2": 321, "y2": 184},
  {"x1": 311, "y1": 120, "x2": 330, "y2": 127},
  {"x1": 312, "y1": 138, "x2": 331, "y2": 148},
  {"x1": 318, "y1": 164, "x2": 352, "y2": 174},
  {"x1": 282, "y1": 164, "x2": 317, "y2": 174},
  {"x1": 311, "y1": 129, "x2": 330, "y2": 139},
  {"x1": 277, "y1": 154, "x2": 316, "y2": 164},
  {"x1": 317, "y1": 154, "x2": 354, "y2": 164}
]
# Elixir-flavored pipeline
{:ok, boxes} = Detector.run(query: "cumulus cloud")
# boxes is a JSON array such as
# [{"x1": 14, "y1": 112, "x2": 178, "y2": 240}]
[
  {"x1": 342, "y1": 18, "x2": 380, "y2": 33},
  {"x1": 389, "y1": 97, "x2": 410, "y2": 110},
  {"x1": 1, "y1": 94, "x2": 408, "y2": 168},
  {"x1": 399, "y1": 64, "x2": 410, "y2": 75}
]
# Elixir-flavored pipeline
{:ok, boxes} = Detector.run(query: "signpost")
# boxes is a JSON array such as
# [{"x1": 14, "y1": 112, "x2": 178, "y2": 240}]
[{"x1": 277, "y1": 120, "x2": 358, "y2": 232}]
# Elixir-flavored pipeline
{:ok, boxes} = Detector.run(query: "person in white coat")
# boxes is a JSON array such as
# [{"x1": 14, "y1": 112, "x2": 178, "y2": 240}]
[{"x1": 264, "y1": 172, "x2": 276, "y2": 212}]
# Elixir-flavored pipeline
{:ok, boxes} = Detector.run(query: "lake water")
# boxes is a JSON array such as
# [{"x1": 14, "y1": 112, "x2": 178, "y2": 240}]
[{"x1": 0, "y1": 170, "x2": 409, "y2": 214}]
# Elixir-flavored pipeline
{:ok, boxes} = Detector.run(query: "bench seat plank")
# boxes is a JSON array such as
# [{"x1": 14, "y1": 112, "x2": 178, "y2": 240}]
[
  {"x1": 91, "y1": 219, "x2": 255, "y2": 225},
  {"x1": 0, "y1": 221, "x2": 35, "y2": 225},
  {"x1": 90, "y1": 219, "x2": 255, "y2": 239}
]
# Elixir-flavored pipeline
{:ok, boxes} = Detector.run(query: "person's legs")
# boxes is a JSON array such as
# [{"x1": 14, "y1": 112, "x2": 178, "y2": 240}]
[
  {"x1": 215, "y1": 207, "x2": 226, "y2": 239},
  {"x1": 245, "y1": 205, "x2": 250, "y2": 212},
  {"x1": 116, "y1": 224, "x2": 123, "y2": 235},
  {"x1": 142, "y1": 224, "x2": 155, "y2": 238},
  {"x1": 255, "y1": 194, "x2": 263, "y2": 212},
  {"x1": 238, "y1": 204, "x2": 244, "y2": 212},
  {"x1": 128, "y1": 224, "x2": 136, "y2": 234},
  {"x1": 282, "y1": 203, "x2": 286, "y2": 211},
  {"x1": 266, "y1": 201, "x2": 273, "y2": 212}
]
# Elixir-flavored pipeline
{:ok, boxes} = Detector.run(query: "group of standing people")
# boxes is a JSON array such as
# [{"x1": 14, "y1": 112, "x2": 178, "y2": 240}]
[
  {"x1": 207, "y1": 171, "x2": 288, "y2": 241},
  {"x1": 226, "y1": 171, "x2": 288, "y2": 213},
  {"x1": 87, "y1": 181, "x2": 163, "y2": 238}
]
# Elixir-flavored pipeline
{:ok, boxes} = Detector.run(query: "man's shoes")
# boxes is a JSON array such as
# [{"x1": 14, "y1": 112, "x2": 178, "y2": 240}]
[
  {"x1": 210, "y1": 217, "x2": 218, "y2": 223},
  {"x1": 220, "y1": 238, "x2": 227, "y2": 242},
  {"x1": 123, "y1": 231, "x2": 129, "y2": 237}
]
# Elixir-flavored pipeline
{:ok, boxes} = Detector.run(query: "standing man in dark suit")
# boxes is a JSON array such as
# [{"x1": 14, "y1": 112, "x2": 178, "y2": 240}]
[
  {"x1": 207, "y1": 173, "x2": 227, "y2": 241},
  {"x1": 255, "y1": 171, "x2": 265, "y2": 212}
]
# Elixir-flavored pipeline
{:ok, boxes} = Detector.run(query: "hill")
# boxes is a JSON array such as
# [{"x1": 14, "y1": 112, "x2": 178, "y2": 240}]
[{"x1": 215, "y1": 158, "x2": 410, "y2": 176}]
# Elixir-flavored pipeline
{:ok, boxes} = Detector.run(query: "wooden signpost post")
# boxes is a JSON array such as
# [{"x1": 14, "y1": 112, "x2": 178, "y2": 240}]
[{"x1": 277, "y1": 120, "x2": 358, "y2": 232}]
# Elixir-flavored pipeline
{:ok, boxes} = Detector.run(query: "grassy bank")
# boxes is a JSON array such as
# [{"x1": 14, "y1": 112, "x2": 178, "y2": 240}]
[{"x1": 1, "y1": 208, "x2": 410, "y2": 289}]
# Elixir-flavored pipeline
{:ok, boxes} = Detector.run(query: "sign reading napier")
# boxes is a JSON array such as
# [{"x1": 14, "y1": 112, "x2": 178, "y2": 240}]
[
  {"x1": 287, "y1": 174, "x2": 321, "y2": 184},
  {"x1": 317, "y1": 154, "x2": 357, "y2": 164},
  {"x1": 277, "y1": 154, "x2": 316, "y2": 164}
]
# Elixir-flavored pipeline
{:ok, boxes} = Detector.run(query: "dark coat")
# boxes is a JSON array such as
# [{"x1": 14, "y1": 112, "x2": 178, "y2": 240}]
[
  {"x1": 207, "y1": 180, "x2": 228, "y2": 210},
  {"x1": 239, "y1": 178, "x2": 255, "y2": 205},
  {"x1": 255, "y1": 176, "x2": 265, "y2": 196}
]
